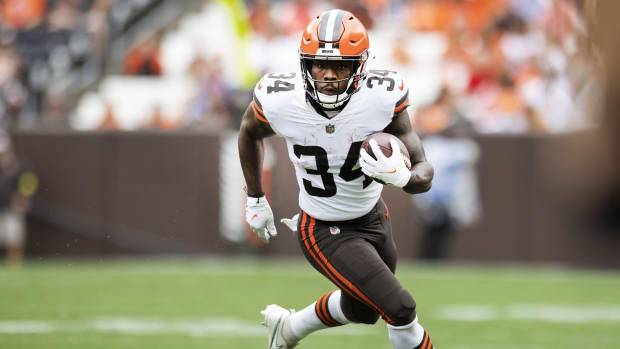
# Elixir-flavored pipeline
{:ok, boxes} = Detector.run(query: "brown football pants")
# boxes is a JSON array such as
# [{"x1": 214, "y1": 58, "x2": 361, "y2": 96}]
[{"x1": 297, "y1": 198, "x2": 417, "y2": 326}]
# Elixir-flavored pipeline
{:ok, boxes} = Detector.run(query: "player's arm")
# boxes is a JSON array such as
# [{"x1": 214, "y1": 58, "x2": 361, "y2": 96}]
[
  {"x1": 383, "y1": 109, "x2": 434, "y2": 194},
  {"x1": 238, "y1": 101, "x2": 278, "y2": 243},
  {"x1": 238, "y1": 102, "x2": 275, "y2": 197}
]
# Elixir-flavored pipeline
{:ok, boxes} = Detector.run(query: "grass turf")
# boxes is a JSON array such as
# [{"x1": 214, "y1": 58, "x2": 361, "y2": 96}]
[{"x1": 1, "y1": 257, "x2": 619, "y2": 349}]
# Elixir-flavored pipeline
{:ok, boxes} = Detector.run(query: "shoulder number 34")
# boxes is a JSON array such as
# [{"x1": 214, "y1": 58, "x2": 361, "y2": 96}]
[
  {"x1": 366, "y1": 69, "x2": 397, "y2": 91},
  {"x1": 267, "y1": 72, "x2": 296, "y2": 94}
]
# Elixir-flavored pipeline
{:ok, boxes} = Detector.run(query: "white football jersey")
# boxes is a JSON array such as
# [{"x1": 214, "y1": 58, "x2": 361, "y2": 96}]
[{"x1": 251, "y1": 70, "x2": 410, "y2": 221}]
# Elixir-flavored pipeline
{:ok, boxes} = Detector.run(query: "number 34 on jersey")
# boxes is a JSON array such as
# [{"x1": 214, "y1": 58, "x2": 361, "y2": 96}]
[{"x1": 252, "y1": 69, "x2": 410, "y2": 220}]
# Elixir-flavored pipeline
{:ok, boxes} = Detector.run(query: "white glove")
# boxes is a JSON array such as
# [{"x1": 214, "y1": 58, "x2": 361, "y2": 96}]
[
  {"x1": 280, "y1": 213, "x2": 299, "y2": 232},
  {"x1": 245, "y1": 196, "x2": 277, "y2": 243},
  {"x1": 359, "y1": 138, "x2": 412, "y2": 188}
]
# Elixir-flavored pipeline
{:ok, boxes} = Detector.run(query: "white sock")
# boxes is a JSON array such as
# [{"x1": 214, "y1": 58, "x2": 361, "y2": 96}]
[
  {"x1": 387, "y1": 316, "x2": 430, "y2": 349},
  {"x1": 327, "y1": 290, "x2": 350, "y2": 325},
  {"x1": 287, "y1": 290, "x2": 349, "y2": 340},
  {"x1": 287, "y1": 301, "x2": 324, "y2": 340}
]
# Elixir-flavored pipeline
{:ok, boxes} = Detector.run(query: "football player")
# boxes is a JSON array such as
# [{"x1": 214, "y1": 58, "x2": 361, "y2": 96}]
[{"x1": 238, "y1": 9, "x2": 435, "y2": 349}]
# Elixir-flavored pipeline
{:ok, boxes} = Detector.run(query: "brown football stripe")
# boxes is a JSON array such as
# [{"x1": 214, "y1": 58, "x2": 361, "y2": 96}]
[
  {"x1": 301, "y1": 213, "x2": 342, "y2": 291},
  {"x1": 306, "y1": 215, "x2": 396, "y2": 324},
  {"x1": 300, "y1": 212, "x2": 375, "y2": 320},
  {"x1": 394, "y1": 97, "x2": 409, "y2": 113},
  {"x1": 395, "y1": 91, "x2": 408, "y2": 108},
  {"x1": 251, "y1": 102, "x2": 268, "y2": 123},
  {"x1": 300, "y1": 213, "x2": 361, "y2": 307},
  {"x1": 253, "y1": 96, "x2": 265, "y2": 115}
]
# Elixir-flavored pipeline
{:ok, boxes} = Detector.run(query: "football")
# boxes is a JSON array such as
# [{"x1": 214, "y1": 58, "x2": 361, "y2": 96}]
[{"x1": 361, "y1": 132, "x2": 412, "y2": 170}]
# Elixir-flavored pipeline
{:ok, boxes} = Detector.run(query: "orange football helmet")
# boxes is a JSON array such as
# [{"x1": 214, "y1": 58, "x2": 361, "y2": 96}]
[{"x1": 299, "y1": 9, "x2": 370, "y2": 109}]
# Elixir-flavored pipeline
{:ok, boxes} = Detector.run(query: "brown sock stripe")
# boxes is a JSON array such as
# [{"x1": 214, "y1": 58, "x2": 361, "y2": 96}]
[
  {"x1": 419, "y1": 331, "x2": 429, "y2": 349},
  {"x1": 321, "y1": 290, "x2": 343, "y2": 326},
  {"x1": 315, "y1": 295, "x2": 333, "y2": 326},
  {"x1": 426, "y1": 335, "x2": 433, "y2": 349},
  {"x1": 315, "y1": 292, "x2": 341, "y2": 327},
  {"x1": 317, "y1": 294, "x2": 331, "y2": 326},
  {"x1": 314, "y1": 296, "x2": 331, "y2": 326}
]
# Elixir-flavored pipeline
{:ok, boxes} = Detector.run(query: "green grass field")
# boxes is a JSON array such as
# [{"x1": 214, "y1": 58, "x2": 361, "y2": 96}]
[{"x1": 1, "y1": 257, "x2": 620, "y2": 349}]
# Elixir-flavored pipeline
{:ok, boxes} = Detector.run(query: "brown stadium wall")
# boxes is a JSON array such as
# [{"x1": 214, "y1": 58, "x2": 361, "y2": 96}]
[{"x1": 10, "y1": 130, "x2": 620, "y2": 268}]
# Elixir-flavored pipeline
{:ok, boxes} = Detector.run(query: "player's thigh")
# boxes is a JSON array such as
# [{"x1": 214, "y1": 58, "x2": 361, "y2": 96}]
[
  {"x1": 374, "y1": 198, "x2": 398, "y2": 274},
  {"x1": 331, "y1": 237, "x2": 387, "y2": 324},
  {"x1": 297, "y1": 210, "x2": 416, "y2": 325},
  {"x1": 331, "y1": 238, "x2": 391, "y2": 288},
  {"x1": 331, "y1": 237, "x2": 416, "y2": 325}
]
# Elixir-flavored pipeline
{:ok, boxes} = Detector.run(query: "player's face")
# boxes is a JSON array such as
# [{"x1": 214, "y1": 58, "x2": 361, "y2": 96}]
[{"x1": 311, "y1": 60, "x2": 352, "y2": 95}]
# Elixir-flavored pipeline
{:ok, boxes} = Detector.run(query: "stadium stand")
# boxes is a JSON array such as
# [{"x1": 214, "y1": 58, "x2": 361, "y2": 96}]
[
  {"x1": 69, "y1": 0, "x2": 598, "y2": 133},
  {"x1": 0, "y1": 0, "x2": 188, "y2": 129}
]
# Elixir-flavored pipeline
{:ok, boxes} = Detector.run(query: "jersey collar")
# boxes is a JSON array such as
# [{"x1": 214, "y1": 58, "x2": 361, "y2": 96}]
[{"x1": 305, "y1": 93, "x2": 351, "y2": 120}]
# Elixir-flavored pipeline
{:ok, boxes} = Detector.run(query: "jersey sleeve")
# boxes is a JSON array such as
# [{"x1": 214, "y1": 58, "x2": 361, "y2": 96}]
[
  {"x1": 365, "y1": 69, "x2": 410, "y2": 117},
  {"x1": 390, "y1": 71, "x2": 410, "y2": 115},
  {"x1": 251, "y1": 75, "x2": 270, "y2": 124},
  {"x1": 251, "y1": 72, "x2": 302, "y2": 137},
  {"x1": 393, "y1": 89, "x2": 409, "y2": 115}
]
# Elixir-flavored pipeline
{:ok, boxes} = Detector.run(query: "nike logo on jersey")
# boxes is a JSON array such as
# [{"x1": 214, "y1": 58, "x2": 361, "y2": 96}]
[
  {"x1": 251, "y1": 213, "x2": 258, "y2": 220},
  {"x1": 258, "y1": 81, "x2": 263, "y2": 90},
  {"x1": 398, "y1": 80, "x2": 404, "y2": 91},
  {"x1": 379, "y1": 169, "x2": 397, "y2": 174}
]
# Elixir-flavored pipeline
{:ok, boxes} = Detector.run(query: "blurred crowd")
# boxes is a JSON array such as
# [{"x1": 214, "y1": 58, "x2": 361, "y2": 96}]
[
  {"x1": 0, "y1": 0, "x2": 166, "y2": 130},
  {"x1": 244, "y1": 0, "x2": 598, "y2": 135},
  {"x1": 1, "y1": 0, "x2": 106, "y2": 129},
  {"x1": 401, "y1": 0, "x2": 598, "y2": 134},
  {"x1": 1, "y1": 0, "x2": 601, "y2": 134}
]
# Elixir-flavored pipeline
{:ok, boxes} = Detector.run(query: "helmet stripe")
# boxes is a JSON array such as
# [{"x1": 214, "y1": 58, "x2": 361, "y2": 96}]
[
  {"x1": 318, "y1": 10, "x2": 334, "y2": 42},
  {"x1": 330, "y1": 10, "x2": 345, "y2": 42},
  {"x1": 320, "y1": 9, "x2": 343, "y2": 42}
]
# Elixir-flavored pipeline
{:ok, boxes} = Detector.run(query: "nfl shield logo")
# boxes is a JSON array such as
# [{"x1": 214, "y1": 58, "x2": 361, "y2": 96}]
[
  {"x1": 325, "y1": 124, "x2": 335, "y2": 134},
  {"x1": 329, "y1": 226, "x2": 340, "y2": 235}
]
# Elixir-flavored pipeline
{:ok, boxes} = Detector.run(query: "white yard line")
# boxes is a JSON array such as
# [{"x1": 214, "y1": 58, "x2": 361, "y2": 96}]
[
  {"x1": 0, "y1": 317, "x2": 369, "y2": 337},
  {"x1": 113, "y1": 267, "x2": 618, "y2": 284},
  {"x1": 0, "y1": 321, "x2": 56, "y2": 334},
  {"x1": 2, "y1": 304, "x2": 620, "y2": 336},
  {"x1": 435, "y1": 305, "x2": 500, "y2": 321},
  {"x1": 436, "y1": 304, "x2": 620, "y2": 323}
]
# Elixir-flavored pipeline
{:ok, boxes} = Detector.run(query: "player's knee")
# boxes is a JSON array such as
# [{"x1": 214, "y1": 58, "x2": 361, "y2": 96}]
[
  {"x1": 347, "y1": 311, "x2": 380, "y2": 325},
  {"x1": 384, "y1": 289, "x2": 417, "y2": 326},
  {"x1": 341, "y1": 298, "x2": 381, "y2": 324}
]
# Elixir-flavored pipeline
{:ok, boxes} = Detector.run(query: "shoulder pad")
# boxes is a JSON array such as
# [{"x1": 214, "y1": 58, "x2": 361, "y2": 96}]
[
  {"x1": 253, "y1": 72, "x2": 302, "y2": 120},
  {"x1": 254, "y1": 72, "x2": 300, "y2": 97},
  {"x1": 365, "y1": 69, "x2": 410, "y2": 114},
  {"x1": 252, "y1": 72, "x2": 303, "y2": 127}
]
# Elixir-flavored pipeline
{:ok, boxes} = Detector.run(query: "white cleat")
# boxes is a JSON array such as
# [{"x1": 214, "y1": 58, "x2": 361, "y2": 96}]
[{"x1": 260, "y1": 304, "x2": 299, "y2": 349}]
